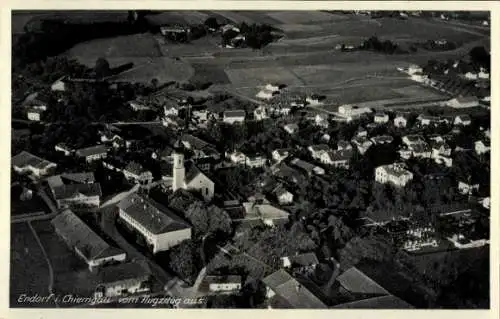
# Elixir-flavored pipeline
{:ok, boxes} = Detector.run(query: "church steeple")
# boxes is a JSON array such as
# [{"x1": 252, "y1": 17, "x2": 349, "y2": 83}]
[{"x1": 172, "y1": 151, "x2": 185, "y2": 192}]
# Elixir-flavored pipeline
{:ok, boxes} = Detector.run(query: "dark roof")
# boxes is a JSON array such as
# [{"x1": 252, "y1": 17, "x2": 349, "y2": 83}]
[
  {"x1": 97, "y1": 260, "x2": 151, "y2": 286},
  {"x1": 309, "y1": 144, "x2": 330, "y2": 153},
  {"x1": 336, "y1": 267, "x2": 389, "y2": 296},
  {"x1": 125, "y1": 162, "x2": 148, "y2": 175},
  {"x1": 224, "y1": 109, "x2": 246, "y2": 118},
  {"x1": 51, "y1": 209, "x2": 124, "y2": 261},
  {"x1": 332, "y1": 295, "x2": 414, "y2": 309},
  {"x1": 262, "y1": 270, "x2": 328, "y2": 309},
  {"x1": 180, "y1": 134, "x2": 214, "y2": 150},
  {"x1": 289, "y1": 158, "x2": 317, "y2": 174},
  {"x1": 53, "y1": 183, "x2": 102, "y2": 199},
  {"x1": 60, "y1": 172, "x2": 95, "y2": 184},
  {"x1": 76, "y1": 145, "x2": 108, "y2": 157},
  {"x1": 326, "y1": 149, "x2": 352, "y2": 162},
  {"x1": 12, "y1": 151, "x2": 56, "y2": 169},
  {"x1": 117, "y1": 193, "x2": 191, "y2": 235}
]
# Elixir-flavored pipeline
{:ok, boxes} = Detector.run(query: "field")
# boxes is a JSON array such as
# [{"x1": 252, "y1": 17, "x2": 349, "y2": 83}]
[{"x1": 10, "y1": 223, "x2": 53, "y2": 307}]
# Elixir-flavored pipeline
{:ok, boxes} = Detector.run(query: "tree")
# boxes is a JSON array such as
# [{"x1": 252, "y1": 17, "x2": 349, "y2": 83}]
[
  {"x1": 469, "y1": 46, "x2": 490, "y2": 72},
  {"x1": 169, "y1": 240, "x2": 200, "y2": 283},
  {"x1": 185, "y1": 201, "x2": 232, "y2": 238},
  {"x1": 95, "y1": 57, "x2": 111, "y2": 79},
  {"x1": 204, "y1": 17, "x2": 219, "y2": 30}
]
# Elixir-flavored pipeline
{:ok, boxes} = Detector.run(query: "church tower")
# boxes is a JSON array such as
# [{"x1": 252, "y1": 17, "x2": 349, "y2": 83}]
[{"x1": 172, "y1": 152, "x2": 185, "y2": 192}]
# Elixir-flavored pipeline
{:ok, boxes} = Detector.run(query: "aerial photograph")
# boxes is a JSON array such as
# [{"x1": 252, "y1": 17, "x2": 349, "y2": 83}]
[{"x1": 10, "y1": 10, "x2": 490, "y2": 309}]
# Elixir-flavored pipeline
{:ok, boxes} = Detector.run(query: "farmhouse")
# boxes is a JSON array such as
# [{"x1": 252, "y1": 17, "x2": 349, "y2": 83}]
[
  {"x1": 454, "y1": 115, "x2": 472, "y2": 126},
  {"x1": 394, "y1": 114, "x2": 408, "y2": 128},
  {"x1": 445, "y1": 96, "x2": 479, "y2": 108},
  {"x1": 402, "y1": 135, "x2": 425, "y2": 147},
  {"x1": 375, "y1": 163, "x2": 413, "y2": 187},
  {"x1": 246, "y1": 154, "x2": 267, "y2": 168},
  {"x1": 431, "y1": 142, "x2": 452, "y2": 158},
  {"x1": 94, "y1": 260, "x2": 151, "y2": 298},
  {"x1": 320, "y1": 150, "x2": 352, "y2": 168},
  {"x1": 180, "y1": 134, "x2": 220, "y2": 160},
  {"x1": 417, "y1": 114, "x2": 441, "y2": 126},
  {"x1": 373, "y1": 112, "x2": 389, "y2": 124},
  {"x1": 12, "y1": 151, "x2": 57, "y2": 178},
  {"x1": 306, "y1": 94, "x2": 325, "y2": 106},
  {"x1": 411, "y1": 143, "x2": 432, "y2": 159},
  {"x1": 283, "y1": 123, "x2": 299, "y2": 134},
  {"x1": 51, "y1": 209, "x2": 126, "y2": 271},
  {"x1": 229, "y1": 151, "x2": 246, "y2": 165},
  {"x1": 262, "y1": 269, "x2": 328, "y2": 309},
  {"x1": 242, "y1": 202, "x2": 290, "y2": 227},
  {"x1": 337, "y1": 104, "x2": 372, "y2": 121},
  {"x1": 123, "y1": 162, "x2": 154, "y2": 186},
  {"x1": 117, "y1": 193, "x2": 192, "y2": 254},
  {"x1": 50, "y1": 179, "x2": 102, "y2": 209},
  {"x1": 223, "y1": 110, "x2": 246, "y2": 124},
  {"x1": 76, "y1": 145, "x2": 108, "y2": 163},
  {"x1": 172, "y1": 152, "x2": 215, "y2": 201}
]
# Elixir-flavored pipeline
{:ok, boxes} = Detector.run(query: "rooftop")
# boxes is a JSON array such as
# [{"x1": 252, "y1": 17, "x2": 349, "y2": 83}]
[
  {"x1": 224, "y1": 110, "x2": 246, "y2": 118},
  {"x1": 60, "y1": 172, "x2": 95, "y2": 184},
  {"x1": 53, "y1": 183, "x2": 102, "y2": 199},
  {"x1": 12, "y1": 151, "x2": 56, "y2": 169},
  {"x1": 282, "y1": 252, "x2": 319, "y2": 268},
  {"x1": 75, "y1": 145, "x2": 107, "y2": 158},
  {"x1": 97, "y1": 260, "x2": 151, "y2": 286},
  {"x1": 51, "y1": 209, "x2": 124, "y2": 261},
  {"x1": 377, "y1": 164, "x2": 413, "y2": 178},
  {"x1": 118, "y1": 193, "x2": 191, "y2": 234}
]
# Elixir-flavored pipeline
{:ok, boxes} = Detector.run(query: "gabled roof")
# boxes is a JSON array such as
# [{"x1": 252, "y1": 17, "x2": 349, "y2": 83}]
[
  {"x1": 125, "y1": 162, "x2": 148, "y2": 175},
  {"x1": 60, "y1": 172, "x2": 95, "y2": 184},
  {"x1": 223, "y1": 109, "x2": 246, "y2": 118},
  {"x1": 332, "y1": 294, "x2": 414, "y2": 309},
  {"x1": 262, "y1": 269, "x2": 328, "y2": 309},
  {"x1": 308, "y1": 144, "x2": 330, "y2": 153},
  {"x1": 325, "y1": 149, "x2": 352, "y2": 162},
  {"x1": 12, "y1": 151, "x2": 56, "y2": 169},
  {"x1": 455, "y1": 96, "x2": 478, "y2": 104},
  {"x1": 180, "y1": 134, "x2": 214, "y2": 150},
  {"x1": 53, "y1": 183, "x2": 102, "y2": 200},
  {"x1": 51, "y1": 209, "x2": 124, "y2": 261},
  {"x1": 97, "y1": 260, "x2": 151, "y2": 286},
  {"x1": 117, "y1": 193, "x2": 191, "y2": 234},
  {"x1": 184, "y1": 161, "x2": 212, "y2": 185},
  {"x1": 282, "y1": 252, "x2": 319, "y2": 268},
  {"x1": 75, "y1": 145, "x2": 107, "y2": 157},
  {"x1": 337, "y1": 267, "x2": 389, "y2": 296},
  {"x1": 455, "y1": 114, "x2": 471, "y2": 121}
]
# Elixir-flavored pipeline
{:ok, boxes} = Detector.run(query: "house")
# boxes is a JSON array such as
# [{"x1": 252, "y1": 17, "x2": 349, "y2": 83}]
[
  {"x1": 172, "y1": 152, "x2": 215, "y2": 201},
  {"x1": 475, "y1": 140, "x2": 490, "y2": 155},
  {"x1": 320, "y1": 150, "x2": 352, "y2": 168},
  {"x1": 55, "y1": 143, "x2": 74, "y2": 156},
  {"x1": 417, "y1": 114, "x2": 441, "y2": 126},
  {"x1": 27, "y1": 108, "x2": 43, "y2": 121},
  {"x1": 254, "y1": 105, "x2": 270, "y2": 121},
  {"x1": 180, "y1": 134, "x2": 220, "y2": 160},
  {"x1": 306, "y1": 94, "x2": 325, "y2": 106},
  {"x1": 283, "y1": 123, "x2": 299, "y2": 134},
  {"x1": 281, "y1": 252, "x2": 319, "y2": 273},
  {"x1": 228, "y1": 151, "x2": 246, "y2": 165},
  {"x1": 373, "y1": 112, "x2": 389, "y2": 124},
  {"x1": 152, "y1": 146, "x2": 174, "y2": 162},
  {"x1": 337, "y1": 104, "x2": 372, "y2": 121},
  {"x1": 402, "y1": 135, "x2": 425, "y2": 147},
  {"x1": 375, "y1": 163, "x2": 413, "y2": 187},
  {"x1": 337, "y1": 141, "x2": 352, "y2": 151},
  {"x1": 246, "y1": 154, "x2": 267, "y2": 168},
  {"x1": 94, "y1": 260, "x2": 151, "y2": 298},
  {"x1": 242, "y1": 202, "x2": 290, "y2": 227},
  {"x1": 198, "y1": 275, "x2": 243, "y2": 295},
  {"x1": 262, "y1": 269, "x2": 328, "y2": 309},
  {"x1": 129, "y1": 100, "x2": 152, "y2": 112},
  {"x1": 445, "y1": 96, "x2": 479, "y2": 108},
  {"x1": 123, "y1": 162, "x2": 154, "y2": 186},
  {"x1": 117, "y1": 193, "x2": 192, "y2": 254},
  {"x1": 393, "y1": 114, "x2": 407, "y2": 128},
  {"x1": 163, "y1": 115, "x2": 185, "y2": 129},
  {"x1": 458, "y1": 181, "x2": 479, "y2": 195},
  {"x1": 11, "y1": 151, "x2": 57, "y2": 178},
  {"x1": 355, "y1": 126, "x2": 368, "y2": 138},
  {"x1": 272, "y1": 184, "x2": 294, "y2": 205},
  {"x1": 290, "y1": 158, "x2": 325, "y2": 176},
  {"x1": 307, "y1": 144, "x2": 330, "y2": 160},
  {"x1": 76, "y1": 145, "x2": 108, "y2": 163},
  {"x1": 411, "y1": 143, "x2": 432, "y2": 159},
  {"x1": 164, "y1": 104, "x2": 180, "y2": 117},
  {"x1": 256, "y1": 88, "x2": 279, "y2": 100},
  {"x1": 51, "y1": 209, "x2": 126, "y2": 271},
  {"x1": 351, "y1": 136, "x2": 373, "y2": 155},
  {"x1": 51, "y1": 76, "x2": 67, "y2": 92},
  {"x1": 223, "y1": 110, "x2": 246, "y2": 124},
  {"x1": 50, "y1": 179, "x2": 102, "y2": 209},
  {"x1": 370, "y1": 135, "x2": 394, "y2": 145},
  {"x1": 272, "y1": 149, "x2": 289, "y2": 163},
  {"x1": 428, "y1": 135, "x2": 445, "y2": 143},
  {"x1": 454, "y1": 115, "x2": 472, "y2": 126},
  {"x1": 431, "y1": 142, "x2": 452, "y2": 158}
]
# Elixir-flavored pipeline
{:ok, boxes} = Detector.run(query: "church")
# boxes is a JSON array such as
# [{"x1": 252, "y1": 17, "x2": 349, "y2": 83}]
[{"x1": 172, "y1": 152, "x2": 215, "y2": 201}]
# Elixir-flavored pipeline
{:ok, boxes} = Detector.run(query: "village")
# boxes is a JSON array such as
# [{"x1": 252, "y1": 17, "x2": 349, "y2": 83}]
[{"x1": 10, "y1": 10, "x2": 490, "y2": 309}]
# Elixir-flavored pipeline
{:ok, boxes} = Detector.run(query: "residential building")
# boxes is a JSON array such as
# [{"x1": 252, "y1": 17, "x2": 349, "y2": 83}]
[
  {"x1": 164, "y1": 105, "x2": 180, "y2": 117},
  {"x1": 11, "y1": 151, "x2": 57, "y2": 177},
  {"x1": 51, "y1": 180, "x2": 102, "y2": 209},
  {"x1": 337, "y1": 104, "x2": 372, "y2": 121},
  {"x1": 129, "y1": 101, "x2": 152, "y2": 111},
  {"x1": 314, "y1": 114, "x2": 329, "y2": 128},
  {"x1": 51, "y1": 76, "x2": 67, "y2": 92},
  {"x1": 272, "y1": 149, "x2": 289, "y2": 163},
  {"x1": 411, "y1": 143, "x2": 432, "y2": 159},
  {"x1": 152, "y1": 146, "x2": 174, "y2": 162},
  {"x1": 262, "y1": 269, "x2": 328, "y2": 309},
  {"x1": 454, "y1": 115, "x2": 472, "y2": 126},
  {"x1": 431, "y1": 142, "x2": 452, "y2": 158},
  {"x1": 351, "y1": 136, "x2": 373, "y2": 155},
  {"x1": 180, "y1": 134, "x2": 220, "y2": 160},
  {"x1": 123, "y1": 162, "x2": 154, "y2": 186},
  {"x1": 246, "y1": 154, "x2": 267, "y2": 168},
  {"x1": 242, "y1": 202, "x2": 290, "y2": 227},
  {"x1": 337, "y1": 141, "x2": 352, "y2": 151},
  {"x1": 355, "y1": 126, "x2": 368, "y2": 138},
  {"x1": 55, "y1": 143, "x2": 75, "y2": 156},
  {"x1": 229, "y1": 151, "x2": 246, "y2": 165},
  {"x1": 172, "y1": 152, "x2": 215, "y2": 201},
  {"x1": 402, "y1": 135, "x2": 425, "y2": 147},
  {"x1": 474, "y1": 140, "x2": 490, "y2": 155},
  {"x1": 393, "y1": 114, "x2": 407, "y2": 128},
  {"x1": 458, "y1": 181, "x2": 479, "y2": 195},
  {"x1": 223, "y1": 110, "x2": 246, "y2": 124},
  {"x1": 290, "y1": 158, "x2": 325, "y2": 176},
  {"x1": 254, "y1": 106, "x2": 270, "y2": 121},
  {"x1": 117, "y1": 193, "x2": 192, "y2": 254},
  {"x1": 283, "y1": 123, "x2": 299, "y2": 134},
  {"x1": 51, "y1": 209, "x2": 127, "y2": 271},
  {"x1": 417, "y1": 114, "x2": 441, "y2": 126},
  {"x1": 281, "y1": 252, "x2": 319, "y2": 273},
  {"x1": 375, "y1": 163, "x2": 414, "y2": 187},
  {"x1": 320, "y1": 149, "x2": 352, "y2": 168},
  {"x1": 198, "y1": 275, "x2": 242, "y2": 295},
  {"x1": 370, "y1": 135, "x2": 394, "y2": 145},
  {"x1": 94, "y1": 261, "x2": 151, "y2": 298},
  {"x1": 445, "y1": 96, "x2": 479, "y2": 108},
  {"x1": 373, "y1": 112, "x2": 389, "y2": 124},
  {"x1": 27, "y1": 108, "x2": 43, "y2": 121},
  {"x1": 76, "y1": 145, "x2": 108, "y2": 163},
  {"x1": 307, "y1": 144, "x2": 330, "y2": 160}
]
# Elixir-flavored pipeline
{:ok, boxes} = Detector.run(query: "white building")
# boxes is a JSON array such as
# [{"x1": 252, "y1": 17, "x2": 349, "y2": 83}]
[
  {"x1": 351, "y1": 136, "x2": 373, "y2": 155},
  {"x1": 283, "y1": 123, "x2": 299, "y2": 134},
  {"x1": 373, "y1": 112, "x2": 389, "y2": 124},
  {"x1": 314, "y1": 114, "x2": 329, "y2": 128},
  {"x1": 27, "y1": 109, "x2": 43, "y2": 121},
  {"x1": 164, "y1": 105, "x2": 180, "y2": 117},
  {"x1": 55, "y1": 143, "x2": 74, "y2": 156},
  {"x1": 200, "y1": 275, "x2": 242, "y2": 295},
  {"x1": 50, "y1": 179, "x2": 102, "y2": 209},
  {"x1": 272, "y1": 184, "x2": 294, "y2": 205},
  {"x1": 458, "y1": 181, "x2": 479, "y2": 195},
  {"x1": 117, "y1": 193, "x2": 192, "y2": 254},
  {"x1": 246, "y1": 155, "x2": 267, "y2": 168},
  {"x1": 229, "y1": 151, "x2": 246, "y2": 165},
  {"x1": 172, "y1": 152, "x2": 215, "y2": 201},
  {"x1": 223, "y1": 110, "x2": 246, "y2": 124},
  {"x1": 375, "y1": 164, "x2": 413, "y2": 187},
  {"x1": 52, "y1": 209, "x2": 127, "y2": 271},
  {"x1": 254, "y1": 106, "x2": 270, "y2": 121},
  {"x1": 337, "y1": 141, "x2": 353, "y2": 151},
  {"x1": 94, "y1": 261, "x2": 151, "y2": 298},
  {"x1": 51, "y1": 76, "x2": 67, "y2": 92},
  {"x1": 320, "y1": 150, "x2": 352, "y2": 168},
  {"x1": 337, "y1": 104, "x2": 372, "y2": 120},
  {"x1": 123, "y1": 162, "x2": 154, "y2": 186},
  {"x1": 474, "y1": 140, "x2": 490, "y2": 155},
  {"x1": 11, "y1": 151, "x2": 57, "y2": 178},
  {"x1": 454, "y1": 115, "x2": 472, "y2": 126},
  {"x1": 272, "y1": 149, "x2": 289, "y2": 163},
  {"x1": 76, "y1": 145, "x2": 108, "y2": 163},
  {"x1": 445, "y1": 96, "x2": 479, "y2": 109},
  {"x1": 308, "y1": 144, "x2": 330, "y2": 160}
]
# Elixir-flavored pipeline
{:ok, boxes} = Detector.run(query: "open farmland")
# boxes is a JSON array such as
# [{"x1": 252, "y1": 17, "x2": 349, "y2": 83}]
[{"x1": 145, "y1": 11, "x2": 210, "y2": 26}]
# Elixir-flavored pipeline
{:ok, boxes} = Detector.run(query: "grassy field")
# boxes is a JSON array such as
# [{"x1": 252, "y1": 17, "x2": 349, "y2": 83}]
[{"x1": 10, "y1": 223, "x2": 53, "y2": 307}]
